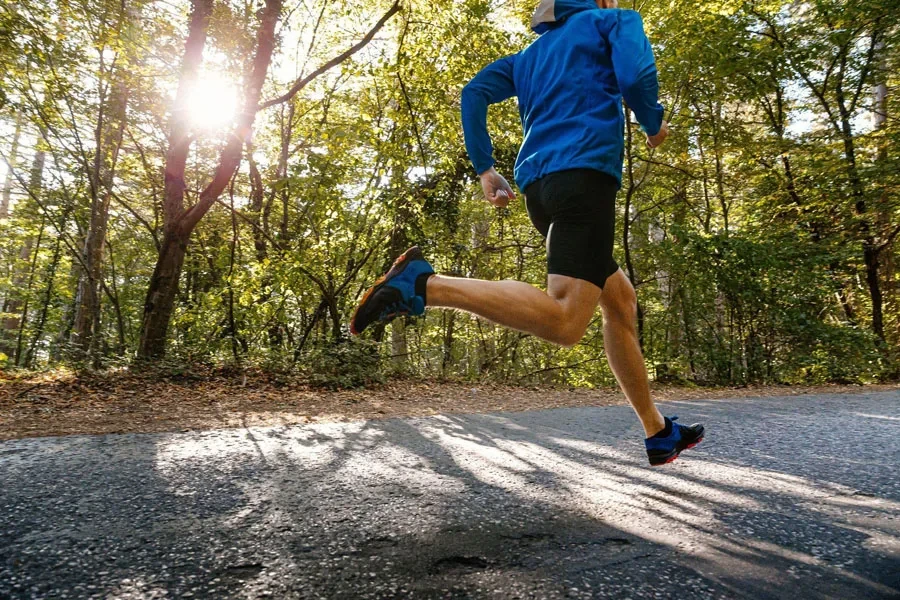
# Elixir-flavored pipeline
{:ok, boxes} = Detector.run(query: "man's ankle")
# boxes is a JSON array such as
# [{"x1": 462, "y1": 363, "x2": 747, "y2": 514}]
[
  {"x1": 643, "y1": 414, "x2": 667, "y2": 438},
  {"x1": 415, "y1": 273, "x2": 434, "y2": 305}
]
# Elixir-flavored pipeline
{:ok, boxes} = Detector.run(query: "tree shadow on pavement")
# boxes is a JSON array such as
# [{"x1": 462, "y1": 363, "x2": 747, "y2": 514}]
[{"x1": 1, "y1": 391, "x2": 898, "y2": 598}]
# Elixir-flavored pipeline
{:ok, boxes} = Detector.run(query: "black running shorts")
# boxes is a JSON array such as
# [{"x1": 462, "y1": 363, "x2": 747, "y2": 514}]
[{"x1": 523, "y1": 168, "x2": 619, "y2": 290}]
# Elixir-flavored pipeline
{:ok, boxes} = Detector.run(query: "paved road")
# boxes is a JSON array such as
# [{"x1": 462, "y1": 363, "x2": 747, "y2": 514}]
[{"x1": 2, "y1": 391, "x2": 899, "y2": 599}]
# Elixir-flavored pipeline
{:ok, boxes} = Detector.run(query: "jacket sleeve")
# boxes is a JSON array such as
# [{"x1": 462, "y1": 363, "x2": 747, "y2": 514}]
[
  {"x1": 460, "y1": 55, "x2": 517, "y2": 175},
  {"x1": 608, "y1": 10, "x2": 664, "y2": 136}
]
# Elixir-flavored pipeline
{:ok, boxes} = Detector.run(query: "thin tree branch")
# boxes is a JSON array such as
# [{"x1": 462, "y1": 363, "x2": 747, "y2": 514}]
[
  {"x1": 849, "y1": 28, "x2": 881, "y2": 115},
  {"x1": 638, "y1": 157, "x2": 699, "y2": 179},
  {"x1": 108, "y1": 189, "x2": 160, "y2": 249},
  {"x1": 397, "y1": 73, "x2": 427, "y2": 169},
  {"x1": 257, "y1": 0, "x2": 401, "y2": 111}
]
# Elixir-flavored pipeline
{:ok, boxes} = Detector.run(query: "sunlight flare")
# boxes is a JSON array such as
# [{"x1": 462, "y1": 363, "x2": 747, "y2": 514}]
[{"x1": 184, "y1": 71, "x2": 239, "y2": 131}]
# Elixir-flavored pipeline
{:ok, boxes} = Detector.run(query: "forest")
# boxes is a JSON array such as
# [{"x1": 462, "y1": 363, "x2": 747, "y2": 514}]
[{"x1": 0, "y1": 0, "x2": 897, "y2": 388}]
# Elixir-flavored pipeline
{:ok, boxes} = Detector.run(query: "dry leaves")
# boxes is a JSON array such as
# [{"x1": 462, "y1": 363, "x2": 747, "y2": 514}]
[{"x1": 1, "y1": 368, "x2": 896, "y2": 440}]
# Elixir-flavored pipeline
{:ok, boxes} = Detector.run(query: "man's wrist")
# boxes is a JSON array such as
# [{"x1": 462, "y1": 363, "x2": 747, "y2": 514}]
[
  {"x1": 644, "y1": 106, "x2": 665, "y2": 137},
  {"x1": 644, "y1": 120, "x2": 663, "y2": 137}
]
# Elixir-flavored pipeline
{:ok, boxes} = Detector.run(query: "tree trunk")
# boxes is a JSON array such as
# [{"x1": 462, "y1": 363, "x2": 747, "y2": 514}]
[
  {"x1": 25, "y1": 220, "x2": 63, "y2": 367},
  {"x1": 386, "y1": 166, "x2": 413, "y2": 365},
  {"x1": 442, "y1": 311, "x2": 455, "y2": 376},
  {"x1": 72, "y1": 80, "x2": 128, "y2": 356},
  {"x1": 1, "y1": 111, "x2": 23, "y2": 219},
  {"x1": 711, "y1": 101, "x2": 729, "y2": 233},
  {"x1": 104, "y1": 239, "x2": 127, "y2": 355},
  {"x1": 138, "y1": 0, "x2": 281, "y2": 359},
  {"x1": 836, "y1": 85, "x2": 885, "y2": 343},
  {"x1": 13, "y1": 216, "x2": 45, "y2": 365},
  {"x1": 138, "y1": 230, "x2": 190, "y2": 357},
  {"x1": 135, "y1": 0, "x2": 212, "y2": 359},
  {"x1": 1, "y1": 128, "x2": 46, "y2": 357},
  {"x1": 391, "y1": 318, "x2": 407, "y2": 369},
  {"x1": 248, "y1": 152, "x2": 284, "y2": 349},
  {"x1": 226, "y1": 181, "x2": 247, "y2": 360},
  {"x1": 620, "y1": 107, "x2": 644, "y2": 346},
  {"x1": 871, "y1": 41, "x2": 891, "y2": 346},
  {"x1": 864, "y1": 245, "x2": 884, "y2": 341},
  {"x1": 71, "y1": 1, "x2": 132, "y2": 359}
]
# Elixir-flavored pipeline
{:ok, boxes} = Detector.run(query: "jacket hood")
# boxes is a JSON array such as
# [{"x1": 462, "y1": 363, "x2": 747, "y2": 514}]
[{"x1": 531, "y1": 0, "x2": 598, "y2": 34}]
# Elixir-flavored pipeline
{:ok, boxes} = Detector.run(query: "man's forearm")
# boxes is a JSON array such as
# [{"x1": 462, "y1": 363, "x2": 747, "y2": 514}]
[{"x1": 461, "y1": 86, "x2": 496, "y2": 174}]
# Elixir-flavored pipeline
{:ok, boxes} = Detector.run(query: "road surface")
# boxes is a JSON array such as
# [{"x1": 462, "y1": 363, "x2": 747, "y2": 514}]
[{"x1": 2, "y1": 391, "x2": 899, "y2": 599}]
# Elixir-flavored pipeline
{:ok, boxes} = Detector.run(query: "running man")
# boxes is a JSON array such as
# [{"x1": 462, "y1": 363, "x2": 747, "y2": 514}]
[{"x1": 350, "y1": 0, "x2": 703, "y2": 466}]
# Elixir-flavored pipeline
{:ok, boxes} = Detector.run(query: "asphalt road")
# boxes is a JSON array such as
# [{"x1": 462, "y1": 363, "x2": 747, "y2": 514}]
[{"x1": 2, "y1": 390, "x2": 899, "y2": 599}]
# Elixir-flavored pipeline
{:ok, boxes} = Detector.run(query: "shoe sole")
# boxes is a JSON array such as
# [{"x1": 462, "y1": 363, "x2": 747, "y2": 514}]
[
  {"x1": 349, "y1": 246, "x2": 422, "y2": 336},
  {"x1": 649, "y1": 436, "x2": 704, "y2": 467}
]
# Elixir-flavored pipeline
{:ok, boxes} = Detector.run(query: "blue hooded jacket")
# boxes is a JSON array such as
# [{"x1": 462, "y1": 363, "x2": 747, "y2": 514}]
[{"x1": 460, "y1": 0, "x2": 664, "y2": 190}]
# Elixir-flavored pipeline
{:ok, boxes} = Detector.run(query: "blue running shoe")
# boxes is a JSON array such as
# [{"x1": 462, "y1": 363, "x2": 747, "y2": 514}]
[
  {"x1": 350, "y1": 246, "x2": 434, "y2": 335},
  {"x1": 645, "y1": 416, "x2": 705, "y2": 466}
]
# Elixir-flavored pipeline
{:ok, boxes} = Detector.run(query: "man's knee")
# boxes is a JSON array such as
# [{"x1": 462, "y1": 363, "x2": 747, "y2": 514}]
[
  {"x1": 543, "y1": 299, "x2": 591, "y2": 347},
  {"x1": 600, "y1": 273, "x2": 637, "y2": 325},
  {"x1": 546, "y1": 275, "x2": 602, "y2": 347},
  {"x1": 555, "y1": 321, "x2": 587, "y2": 348}
]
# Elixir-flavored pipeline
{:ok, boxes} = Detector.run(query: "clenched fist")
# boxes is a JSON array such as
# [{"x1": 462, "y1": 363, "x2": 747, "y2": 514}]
[{"x1": 479, "y1": 167, "x2": 516, "y2": 208}]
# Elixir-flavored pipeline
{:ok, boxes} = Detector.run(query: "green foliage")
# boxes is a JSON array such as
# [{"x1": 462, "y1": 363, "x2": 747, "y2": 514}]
[
  {"x1": 647, "y1": 228, "x2": 886, "y2": 384},
  {"x1": 0, "y1": 0, "x2": 897, "y2": 386},
  {"x1": 301, "y1": 339, "x2": 385, "y2": 389}
]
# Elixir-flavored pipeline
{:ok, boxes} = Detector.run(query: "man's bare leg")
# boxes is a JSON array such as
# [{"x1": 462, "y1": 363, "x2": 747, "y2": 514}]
[
  {"x1": 598, "y1": 269, "x2": 665, "y2": 437},
  {"x1": 426, "y1": 274, "x2": 601, "y2": 348},
  {"x1": 426, "y1": 269, "x2": 665, "y2": 437}
]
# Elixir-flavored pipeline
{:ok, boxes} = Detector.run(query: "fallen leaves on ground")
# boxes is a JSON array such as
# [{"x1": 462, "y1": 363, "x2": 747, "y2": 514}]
[{"x1": 1, "y1": 368, "x2": 896, "y2": 440}]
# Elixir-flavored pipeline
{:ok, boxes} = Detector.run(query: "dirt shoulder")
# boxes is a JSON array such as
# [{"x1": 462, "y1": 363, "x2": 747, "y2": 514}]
[{"x1": 1, "y1": 369, "x2": 897, "y2": 440}]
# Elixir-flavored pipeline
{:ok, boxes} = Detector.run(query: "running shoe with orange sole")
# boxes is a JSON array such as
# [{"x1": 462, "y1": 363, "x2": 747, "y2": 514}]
[{"x1": 350, "y1": 246, "x2": 434, "y2": 335}]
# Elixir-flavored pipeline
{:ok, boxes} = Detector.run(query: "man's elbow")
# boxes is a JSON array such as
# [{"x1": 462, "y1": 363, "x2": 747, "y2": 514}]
[
  {"x1": 461, "y1": 82, "x2": 480, "y2": 104},
  {"x1": 460, "y1": 83, "x2": 488, "y2": 121},
  {"x1": 460, "y1": 83, "x2": 474, "y2": 108},
  {"x1": 619, "y1": 70, "x2": 655, "y2": 100},
  {"x1": 618, "y1": 80, "x2": 640, "y2": 104}
]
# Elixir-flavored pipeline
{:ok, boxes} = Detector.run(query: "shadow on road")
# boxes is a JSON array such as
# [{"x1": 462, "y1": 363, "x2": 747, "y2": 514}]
[{"x1": 1, "y1": 392, "x2": 898, "y2": 598}]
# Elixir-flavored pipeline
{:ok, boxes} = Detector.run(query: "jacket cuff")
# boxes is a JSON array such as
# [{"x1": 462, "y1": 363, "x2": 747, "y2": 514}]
[
  {"x1": 472, "y1": 157, "x2": 495, "y2": 176},
  {"x1": 641, "y1": 105, "x2": 665, "y2": 136}
]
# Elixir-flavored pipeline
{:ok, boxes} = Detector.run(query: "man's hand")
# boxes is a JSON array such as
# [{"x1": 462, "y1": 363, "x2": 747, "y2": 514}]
[
  {"x1": 479, "y1": 167, "x2": 516, "y2": 208},
  {"x1": 646, "y1": 120, "x2": 669, "y2": 149}
]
